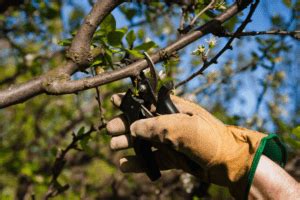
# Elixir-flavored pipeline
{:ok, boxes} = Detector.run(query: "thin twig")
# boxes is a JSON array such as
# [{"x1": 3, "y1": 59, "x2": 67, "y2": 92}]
[
  {"x1": 222, "y1": 30, "x2": 300, "y2": 39},
  {"x1": 44, "y1": 126, "x2": 97, "y2": 199},
  {"x1": 95, "y1": 87, "x2": 105, "y2": 124},
  {"x1": 91, "y1": 68, "x2": 106, "y2": 125},
  {"x1": 190, "y1": 0, "x2": 216, "y2": 26},
  {"x1": 190, "y1": 39, "x2": 277, "y2": 95},
  {"x1": 175, "y1": 0, "x2": 260, "y2": 88},
  {"x1": 179, "y1": 8, "x2": 187, "y2": 32}
]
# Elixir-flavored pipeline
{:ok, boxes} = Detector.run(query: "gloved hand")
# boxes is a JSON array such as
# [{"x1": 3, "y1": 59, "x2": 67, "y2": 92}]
[{"x1": 106, "y1": 94, "x2": 274, "y2": 199}]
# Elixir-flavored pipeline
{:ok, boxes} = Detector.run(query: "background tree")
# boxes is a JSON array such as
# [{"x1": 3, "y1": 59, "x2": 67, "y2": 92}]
[{"x1": 0, "y1": 0, "x2": 299, "y2": 199}]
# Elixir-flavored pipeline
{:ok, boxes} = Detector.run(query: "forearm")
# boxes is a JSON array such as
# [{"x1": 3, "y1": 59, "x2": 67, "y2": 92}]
[{"x1": 249, "y1": 155, "x2": 300, "y2": 200}]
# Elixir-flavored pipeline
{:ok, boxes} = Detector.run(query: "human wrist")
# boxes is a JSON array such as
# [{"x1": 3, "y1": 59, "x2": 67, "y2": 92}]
[
  {"x1": 213, "y1": 126, "x2": 266, "y2": 199},
  {"x1": 221, "y1": 126, "x2": 287, "y2": 199},
  {"x1": 244, "y1": 133, "x2": 287, "y2": 199}
]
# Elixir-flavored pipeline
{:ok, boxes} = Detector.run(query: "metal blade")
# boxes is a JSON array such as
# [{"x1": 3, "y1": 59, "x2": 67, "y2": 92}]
[
  {"x1": 143, "y1": 52, "x2": 158, "y2": 93},
  {"x1": 140, "y1": 104, "x2": 154, "y2": 118}
]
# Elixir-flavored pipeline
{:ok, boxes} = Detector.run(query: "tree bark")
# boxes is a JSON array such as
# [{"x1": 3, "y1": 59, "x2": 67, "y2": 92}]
[{"x1": 0, "y1": 0, "x2": 254, "y2": 108}]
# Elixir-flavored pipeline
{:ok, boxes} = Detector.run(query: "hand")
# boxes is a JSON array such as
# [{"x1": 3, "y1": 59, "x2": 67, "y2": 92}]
[{"x1": 106, "y1": 93, "x2": 266, "y2": 199}]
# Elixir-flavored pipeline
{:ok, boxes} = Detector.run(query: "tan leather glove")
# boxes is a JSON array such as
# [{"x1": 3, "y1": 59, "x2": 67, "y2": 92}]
[{"x1": 106, "y1": 94, "x2": 286, "y2": 199}]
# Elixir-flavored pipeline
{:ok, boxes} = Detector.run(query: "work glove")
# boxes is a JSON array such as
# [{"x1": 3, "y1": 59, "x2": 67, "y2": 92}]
[{"x1": 106, "y1": 94, "x2": 286, "y2": 199}]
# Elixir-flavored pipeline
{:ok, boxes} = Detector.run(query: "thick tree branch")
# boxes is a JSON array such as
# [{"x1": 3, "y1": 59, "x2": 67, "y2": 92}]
[
  {"x1": 0, "y1": 0, "x2": 123, "y2": 108},
  {"x1": 0, "y1": 78, "x2": 44, "y2": 107},
  {"x1": 67, "y1": 0, "x2": 125, "y2": 68},
  {"x1": 0, "y1": 0, "x2": 253, "y2": 108}
]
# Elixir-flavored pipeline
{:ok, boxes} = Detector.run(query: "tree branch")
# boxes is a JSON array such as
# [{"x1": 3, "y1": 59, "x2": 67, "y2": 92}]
[
  {"x1": 0, "y1": 0, "x2": 123, "y2": 108},
  {"x1": 67, "y1": 0, "x2": 125, "y2": 68},
  {"x1": 44, "y1": 125, "x2": 97, "y2": 199},
  {"x1": 222, "y1": 30, "x2": 300, "y2": 39},
  {"x1": 190, "y1": 0, "x2": 216, "y2": 26},
  {"x1": 0, "y1": 78, "x2": 44, "y2": 107},
  {"x1": 0, "y1": 0, "x2": 254, "y2": 108},
  {"x1": 175, "y1": 0, "x2": 260, "y2": 88},
  {"x1": 42, "y1": 2, "x2": 251, "y2": 95}
]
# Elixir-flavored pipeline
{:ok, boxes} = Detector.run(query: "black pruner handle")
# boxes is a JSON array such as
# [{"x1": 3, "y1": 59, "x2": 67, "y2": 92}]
[
  {"x1": 156, "y1": 82, "x2": 179, "y2": 114},
  {"x1": 120, "y1": 89, "x2": 161, "y2": 181}
]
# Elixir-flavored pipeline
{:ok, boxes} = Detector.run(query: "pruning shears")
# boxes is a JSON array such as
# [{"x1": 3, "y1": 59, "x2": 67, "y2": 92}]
[{"x1": 120, "y1": 52, "x2": 179, "y2": 181}]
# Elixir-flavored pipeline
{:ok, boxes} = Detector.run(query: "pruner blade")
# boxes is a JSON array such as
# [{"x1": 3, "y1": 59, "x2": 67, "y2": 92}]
[{"x1": 143, "y1": 52, "x2": 158, "y2": 92}]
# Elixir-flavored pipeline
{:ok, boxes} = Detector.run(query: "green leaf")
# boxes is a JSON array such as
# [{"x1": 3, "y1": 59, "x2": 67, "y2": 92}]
[
  {"x1": 137, "y1": 29, "x2": 145, "y2": 40},
  {"x1": 58, "y1": 38, "x2": 72, "y2": 46},
  {"x1": 101, "y1": 14, "x2": 116, "y2": 33},
  {"x1": 271, "y1": 15, "x2": 284, "y2": 27},
  {"x1": 292, "y1": 126, "x2": 300, "y2": 139},
  {"x1": 134, "y1": 41, "x2": 157, "y2": 51},
  {"x1": 120, "y1": 7, "x2": 137, "y2": 20},
  {"x1": 20, "y1": 162, "x2": 38, "y2": 177},
  {"x1": 91, "y1": 59, "x2": 103, "y2": 67},
  {"x1": 285, "y1": 137, "x2": 300, "y2": 148},
  {"x1": 80, "y1": 136, "x2": 93, "y2": 155},
  {"x1": 94, "y1": 29, "x2": 106, "y2": 38},
  {"x1": 118, "y1": 26, "x2": 128, "y2": 34},
  {"x1": 104, "y1": 50, "x2": 113, "y2": 67},
  {"x1": 77, "y1": 126, "x2": 85, "y2": 136},
  {"x1": 125, "y1": 48, "x2": 144, "y2": 58},
  {"x1": 107, "y1": 30, "x2": 125, "y2": 47},
  {"x1": 126, "y1": 30, "x2": 136, "y2": 47},
  {"x1": 21, "y1": 164, "x2": 33, "y2": 176}
]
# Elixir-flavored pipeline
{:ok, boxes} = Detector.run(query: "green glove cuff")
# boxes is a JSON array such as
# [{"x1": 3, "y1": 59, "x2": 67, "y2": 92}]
[{"x1": 244, "y1": 134, "x2": 287, "y2": 199}]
